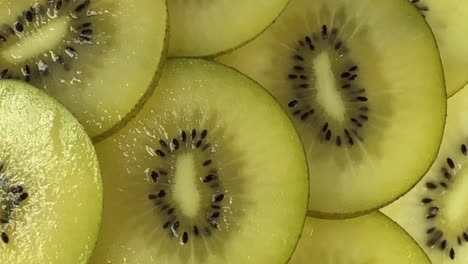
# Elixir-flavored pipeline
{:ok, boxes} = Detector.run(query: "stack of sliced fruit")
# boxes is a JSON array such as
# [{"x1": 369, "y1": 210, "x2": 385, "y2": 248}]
[{"x1": 0, "y1": 0, "x2": 467, "y2": 263}]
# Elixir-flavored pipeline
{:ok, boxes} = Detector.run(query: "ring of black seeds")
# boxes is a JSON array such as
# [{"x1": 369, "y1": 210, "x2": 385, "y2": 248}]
[
  {"x1": 149, "y1": 128, "x2": 227, "y2": 246},
  {"x1": 286, "y1": 24, "x2": 369, "y2": 147},
  {"x1": 0, "y1": 0, "x2": 96, "y2": 82},
  {"x1": 0, "y1": 163, "x2": 30, "y2": 245},
  {"x1": 421, "y1": 143, "x2": 468, "y2": 260}
]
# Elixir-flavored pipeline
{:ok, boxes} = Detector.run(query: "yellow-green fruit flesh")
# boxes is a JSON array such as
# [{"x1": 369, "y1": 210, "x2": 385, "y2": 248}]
[
  {"x1": 167, "y1": 0, "x2": 289, "y2": 57},
  {"x1": 383, "y1": 84, "x2": 468, "y2": 263},
  {"x1": 0, "y1": 0, "x2": 168, "y2": 140},
  {"x1": 90, "y1": 59, "x2": 309, "y2": 264},
  {"x1": 0, "y1": 80, "x2": 102, "y2": 263},
  {"x1": 289, "y1": 212, "x2": 430, "y2": 263},
  {"x1": 218, "y1": 0, "x2": 446, "y2": 217}
]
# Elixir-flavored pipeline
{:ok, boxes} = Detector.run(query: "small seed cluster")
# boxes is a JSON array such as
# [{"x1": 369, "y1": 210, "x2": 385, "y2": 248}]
[
  {"x1": 148, "y1": 129, "x2": 226, "y2": 246},
  {"x1": 287, "y1": 24, "x2": 369, "y2": 147},
  {"x1": 0, "y1": 164, "x2": 29, "y2": 245}
]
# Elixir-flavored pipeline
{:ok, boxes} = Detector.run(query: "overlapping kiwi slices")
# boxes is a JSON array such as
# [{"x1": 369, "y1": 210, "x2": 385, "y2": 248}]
[
  {"x1": 218, "y1": 0, "x2": 446, "y2": 217},
  {"x1": 90, "y1": 59, "x2": 308, "y2": 264},
  {"x1": 289, "y1": 212, "x2": 430, "y2": 263},
  {"x1": 0, "y1": 80, "x2": 102, "y2": 263},
  {"x1": 383, "y1": 85, "x2": 468, "y2": 263},
  {"x1": 409, "y1": 0, "x2": 468, "y2": 96},
  {"x1": 0, "y1": 0, "x2": 167, "y2": 140},
  {"x1": 167, "y1": 0, "x2": 288, "y2": 57}
]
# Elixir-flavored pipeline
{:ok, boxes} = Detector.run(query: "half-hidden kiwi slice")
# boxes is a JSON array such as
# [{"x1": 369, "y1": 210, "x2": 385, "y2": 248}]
[
  {"x1": 289, "y1": 212, "x2": 430, "y2": 264},
  {"x1": 383, "y1": 85, "x2": 468, "y2": 263},
  {"x1": 167, "y1": 0, "x2": 289, "y2": 57},
  {"x1": 0, "y1": 80, "x2": 102, "y2": 263},
  {"x1": 217, "y1": 0, "x2": 446, "y2": 217},
  {"x1": 89, "y1": 58, "x2": 309, "y2": 264},
  {"x1": 409, "y1": 0, "x2": 468, "y2": 96},
  {"x1": 0, "y1": 0, "x2": 167, "y2": 140}
]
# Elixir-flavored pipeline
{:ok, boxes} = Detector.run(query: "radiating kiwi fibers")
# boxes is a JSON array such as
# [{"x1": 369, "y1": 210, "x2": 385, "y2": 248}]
[
  {"x1": 0, "y1": 0, "x2": 100, "y2": 82},
  {"x1": 0, "y1": 163, "x2": 29, "y2": 245},
  {"x1": 287, "y1": 24, "x2": 369, "y2": 147}
]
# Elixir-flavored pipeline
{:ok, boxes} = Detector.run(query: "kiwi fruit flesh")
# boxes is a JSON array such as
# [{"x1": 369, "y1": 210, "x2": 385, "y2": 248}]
[
  {"x1": 409, "y1": 0, "x2": 468, "y2": 96},
  {"x1": 0, "y1": 0, "x2": 167, "y2": 140},
  {"x1": 217, "y1": 0, "x2": 446, "y2": 217},
  {"x1": 289, "y1": 212, "x2": 430, "y2": 263},
  {"x1": 0, "y1": 80, "x2": 102, "y2": 263},
  {"x1": 383, "y1": 84, "x2": 468, "y2": 263},
  {"x1": 89, "y1": 58, "x2": 309, "y2": 264},
  {"x1": 167, "y1": 0, "x2": 289, "y2": 57}
]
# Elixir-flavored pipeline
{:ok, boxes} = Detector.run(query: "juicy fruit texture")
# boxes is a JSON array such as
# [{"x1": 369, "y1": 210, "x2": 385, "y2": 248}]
[
  {"x1": 167, "y1": 0, "x2": 289, "y2": 57},
  {"x1": 0, "y1": 80, "x2": 102, "y2": 263},
  {"x1": 0, "y1": 0, "x2": 167, "y2": 140},
  {"x1": 289, "y1": 212, "x2": 430, "y2": 264},
  {"x1": 90, "y1": 59, "x2": 309, "y2": 264},
  {"x1": 409, "y1": 0, "x2": 468, "y2": 96},
  {"x1": 383, "y1": 85, "x2": 468, "y2": 263},
  {"x1": 218, "y1": 0, "x2": 446, "y2": 217}
]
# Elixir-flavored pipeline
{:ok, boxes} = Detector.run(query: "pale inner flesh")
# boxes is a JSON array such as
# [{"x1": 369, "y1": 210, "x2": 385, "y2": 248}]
[
  {"x1": 172, "y1": 153, "x2": 200, "y2": 218},
  {"x1": 312, "y1": 51, "x2": 345, "y2": 123},
  {"x1": 2, "y1": 18, "x2": 69, "y2": 63}
]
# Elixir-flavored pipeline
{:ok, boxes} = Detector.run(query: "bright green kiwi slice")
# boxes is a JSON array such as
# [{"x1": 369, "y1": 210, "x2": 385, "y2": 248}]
[
  {"x1": 289, "y1": 212, "x2": 430, "y2": 264},
  {"x1": 383, "y1": 85, "x2": 468, "y2": 263},
  {"x1": 218, "y1": 0, "x2": 446, "y2": 217},
  {"x1": 89, "y1": 58, "x2": 308, "y2": 264},
  {"x1": 0, "y1": 80, "x2": 102, "y2": 263},
  {"x1": 0, "y1": 0, "x2": 167, "y2": 140},
  {"x1": 409, "y1": 0, "x2": 468, "y2": 96},
  {"x1": 167, "y1": 0, "x2": 289, "y2": 57}
]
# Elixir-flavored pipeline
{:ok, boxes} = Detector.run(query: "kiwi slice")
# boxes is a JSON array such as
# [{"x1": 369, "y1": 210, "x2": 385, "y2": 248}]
[
  {"x1": 383, "y1": 85, "x2": 468, "y2": 263},
  {"x1": 0, "y1": 80, "x2": 102, "y2": 263},
  {"x1": 0, "y1": 0, "x2": 167, "y2": 140},
  {"x1": 289, "y1": 212, "x2": 430, "y2": 263},
  {"x1": 409, "y1": 0, "x2": 468, "y2": 96},
  {"x1": 167, "y1": 0, "x2": 289, "y2": 57},
  {"x1": 217, "y1": 0, "x2": 446, "y2": 217},
  {"x1": 89, "y1": 58, "x2": 308, "y2": 264}
]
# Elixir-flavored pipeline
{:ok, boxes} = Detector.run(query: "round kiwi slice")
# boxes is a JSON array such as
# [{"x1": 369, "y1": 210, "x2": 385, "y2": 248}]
[
  {"x1": 0, "y1": 80, "x2": 102, "y2": 263},
  {"x1": 0, "y1": 0, "x2": 168, "y2": 140},
  {"x1": 383, "y1": 84, "x2": 468, "y2": 263},
  {"x1": 89, "y1": 58, "x2": 308, "y2": 264},
  {"x1": 167, "y1": 0, "x2": 289, "y2": 57},
  {"x1": 217, "y1": 0, "x2": 446, "y2": 217},
  {"x1": 289, "y1": 212, "x2": 430, "y2": 263},
  {"x1": 409, "y1": 0, "x2": 468, "y2": 96}
]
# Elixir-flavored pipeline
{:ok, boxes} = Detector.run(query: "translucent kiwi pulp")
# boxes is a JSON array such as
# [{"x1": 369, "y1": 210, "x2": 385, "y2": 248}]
[
  {"x1": 0, "y1": 0, "x2": 167, "y2": 140},
  {"x1": 0, "y1": 80, "x2": 102, "y2": 263},
  {"x1": 89, "y1": 59, "x2": 309, "y2": 264},
  {"x1": 383, "y1": 85, "x2": 468, "y2": 264},
  {"x1": 218, "y1": 0, "x2": 446, "y2": 217},
  {"x1": 409, "y1": 0, "x2": 468, "y2": 96},
  {"x1": 167, "y1": 0, "x2": 289, "y2": 57},
  {"x1": 289, "y1": 212, "x2": 430, "y2": 264}
]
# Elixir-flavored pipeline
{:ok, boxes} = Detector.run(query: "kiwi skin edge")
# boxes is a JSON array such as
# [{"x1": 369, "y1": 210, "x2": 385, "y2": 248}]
[
  {"x1": 213, "y1": 0, "x2": 447, "y2": 219},
  {"x1": 91, "y1": 1, "x2": 169, "y2": 144},
  {"x1": 168, "y1": 0, "x2": 291, "y2": 59}
]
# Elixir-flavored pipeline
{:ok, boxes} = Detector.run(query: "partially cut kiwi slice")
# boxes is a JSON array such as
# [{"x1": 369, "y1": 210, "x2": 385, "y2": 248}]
[
  {"x1": 289, "y1": 212, "x2": 430, "y2": 263},
  {"x1": 89, "y1": 59, "x2": 308, "y2": 263},
  {"x1": 409, "y1": 0, "x2": 468, "y2": 96},
  {"x1": 218, "y1": 0, "x2": 446, "y2": 217},
  {"x1": 0, "y1": 80, "x2": 102, "y2": 263},
  {"x1": 167, "y1": 0, "x2": 289, "y2": 57},
  {"x1": 0, "y1": 0, "x2": 167, "y2": 140},
  {"x1": 383, "y1": 85, "x2": 468, "y2": 263}
]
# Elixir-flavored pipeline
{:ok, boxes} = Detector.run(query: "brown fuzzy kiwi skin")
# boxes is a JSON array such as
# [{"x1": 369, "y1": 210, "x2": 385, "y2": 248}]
[
  {"x1": 91, "y1": 1, "x2": 169, "y2": 144},
  {"x1": 167, "y1": 0, "x2": 291, "y2": 59},
  {"x1": 213, "y1": 0, "x2": 447, "y2": 220}
]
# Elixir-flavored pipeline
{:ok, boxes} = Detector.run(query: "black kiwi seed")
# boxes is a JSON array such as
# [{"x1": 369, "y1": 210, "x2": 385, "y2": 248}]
[
  {"x1": 441, "y1": 240, "x2": 447, "y2": 250},
  {"x1": 193, "y1": 226, "x2": 199, "y2": 236},
  {"x1": 450, "y1": 248, "x2": 455, "y2": 259},
  {"x1": 1, "y1": 232, "x2": 8, "y2": 244},
  {"x1": 447, "y1": 158, "x2": 455, "y2": 169},
  {"x1": 461, "y1": 144, "x2": 467, "y2": 155},
  {"x1": 172, "y1": 139, "x2": 179, "y2": 150},
  {"x1": 421, "y1": 198, "x2": 432, "y2": 204},
  {"x1": 463, "y1": 232, "x2": 468, "y2": 242},
  {"x1": 214, "y1": 193, "x2": 224, "y2": 203},
  {"x1": 155, "y1": 149, "x2": 165, "y2": 157},
  {"x1": 426, "y1": 182, "x2": 437, "y2": 189},
  {"x1": 426, "y1": 206, "x2": 439, "y2": 219},
  {"x1": 181, "y1": 232, "x2": 188, "y2": 244}
]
